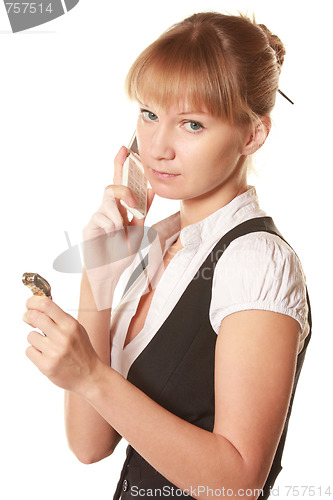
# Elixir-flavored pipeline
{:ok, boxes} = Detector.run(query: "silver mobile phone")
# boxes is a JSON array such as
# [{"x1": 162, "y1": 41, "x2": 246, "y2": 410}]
[{"x1": 120, "y1": 133, "x2": 148, "y2": 220}]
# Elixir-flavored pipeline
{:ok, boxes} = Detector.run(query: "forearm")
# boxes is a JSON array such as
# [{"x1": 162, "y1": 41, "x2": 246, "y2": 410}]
[
  {"x1": 81, "y1": 364, "x2": 257, "y2": 499},
  {"x1": 65, "y1": 268, "x2": 121, "y2": 463}
]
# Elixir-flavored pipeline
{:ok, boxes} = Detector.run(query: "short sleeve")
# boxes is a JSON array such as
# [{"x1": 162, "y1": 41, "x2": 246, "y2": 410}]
[{"x1": 209, "y1": 232, "x2": 309, "y2": 339}]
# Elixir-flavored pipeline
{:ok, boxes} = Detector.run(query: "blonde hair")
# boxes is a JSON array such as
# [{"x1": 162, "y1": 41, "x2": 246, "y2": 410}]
[{"x1": 125, "y1": 12, "x2": 286, "y2": 126}]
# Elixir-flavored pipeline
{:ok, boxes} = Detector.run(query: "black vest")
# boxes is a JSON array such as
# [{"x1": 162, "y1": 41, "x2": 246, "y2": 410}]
[{"x1": 113, "y1": 217, "x2": 312, "y2": 500}]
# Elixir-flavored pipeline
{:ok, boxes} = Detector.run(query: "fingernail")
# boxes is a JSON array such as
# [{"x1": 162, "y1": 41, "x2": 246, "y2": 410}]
[{"x1": 128, "y1": 198, "x2": 136, "y2": 207}]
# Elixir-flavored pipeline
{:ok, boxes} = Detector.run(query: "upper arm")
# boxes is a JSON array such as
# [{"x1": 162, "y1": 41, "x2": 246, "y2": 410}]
[{"x1": 213, "y1": 309, "x2": 300, "y2": 487}]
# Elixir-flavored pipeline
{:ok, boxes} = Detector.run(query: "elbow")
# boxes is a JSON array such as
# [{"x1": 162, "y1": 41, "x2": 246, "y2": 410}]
[
  {"x1": 215, "y1": 459, "x2": 268, "y2": 500},
  {"x1": 75, "y1": 452, "x2": 104, "y2": 465},
  {"x1": 73, "y1": 447, "x2": 114, "y2": 465},
  {"x1": 68, "y1": 443, "x2": 116, "y2": 465},
  {"x1": 66, "y1": 429, "x2": 122, "y2": 465},
  {"x1": 234, "y1": 462, "x2": 270, "y2": 500}
]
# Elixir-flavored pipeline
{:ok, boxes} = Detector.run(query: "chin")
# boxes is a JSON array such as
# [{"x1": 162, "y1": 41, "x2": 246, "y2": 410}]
[
  {"x1": 152, "y1": 189, "x2": 183, "y2": 201},
  {"x1": 147, "y1": 179, "x2": 181, "y2": 201}
]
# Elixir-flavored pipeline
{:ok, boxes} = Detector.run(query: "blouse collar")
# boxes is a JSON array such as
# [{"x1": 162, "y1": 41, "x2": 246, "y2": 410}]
[{"x1": 149, "y1": 186, "x2": 262, "y2": 253}]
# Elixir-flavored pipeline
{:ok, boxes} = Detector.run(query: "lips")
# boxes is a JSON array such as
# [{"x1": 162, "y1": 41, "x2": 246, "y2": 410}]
[
  {"x1": 152, "y1": 168, "x2": 178, "y2": 175},
  {"x1": 151, "y1": 169, "x2": 180, "y2": 179}
]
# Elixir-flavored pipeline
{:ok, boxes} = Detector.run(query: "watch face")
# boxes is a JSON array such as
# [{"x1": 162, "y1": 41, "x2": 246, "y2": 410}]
[{"x1": 22, "y1": 273, "x2": 52, "y2": 298}]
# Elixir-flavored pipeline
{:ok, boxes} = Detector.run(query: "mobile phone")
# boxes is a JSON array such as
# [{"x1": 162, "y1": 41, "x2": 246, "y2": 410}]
[
  {"x1": 120, "y1": 133, "x2": 147, "y2": 220},
  {"x1": 22, "y1": 273, "x2": 52, "y2": 299}
]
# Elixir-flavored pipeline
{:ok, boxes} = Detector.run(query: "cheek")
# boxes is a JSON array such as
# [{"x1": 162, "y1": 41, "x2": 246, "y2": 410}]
[
  {"x1": 176, "y1": 140, "x2": 208, "y2": 167},
  {"x1": 192, "y1": 144, "x2": 240, "y2": 185},
  {"x1": 136, "y1": 126, "x2": 150, "y2": 161},
  {"x1": 210, "y1": 139, "x2": 240, "y2": 168},
  {"x1": 135, "y1": 120, "x2": 143, "y2": 150}
]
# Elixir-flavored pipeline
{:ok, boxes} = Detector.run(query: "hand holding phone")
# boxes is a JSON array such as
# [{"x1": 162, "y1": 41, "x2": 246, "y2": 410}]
[
  {"x1": 81, "y1": 139, "x2": 154, "y2": 310},
  {"x1": 120, "y1": 134, "x2": 148, "y2": 220}
]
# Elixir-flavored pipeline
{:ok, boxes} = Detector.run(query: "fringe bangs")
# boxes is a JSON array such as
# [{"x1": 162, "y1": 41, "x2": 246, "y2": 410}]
[{"x1": 125, "y1": 31, "x2": 252, "y2": 125}]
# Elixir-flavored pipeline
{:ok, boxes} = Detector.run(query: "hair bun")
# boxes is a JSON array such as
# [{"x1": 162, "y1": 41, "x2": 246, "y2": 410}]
[{"x1": 258, "y1": 23, "x2": 286, "y2": 68}]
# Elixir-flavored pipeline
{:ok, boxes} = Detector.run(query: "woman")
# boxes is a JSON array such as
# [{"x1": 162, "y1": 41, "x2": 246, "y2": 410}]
[{"x1": 23, "y1": 12, "x2": 311, "y2": 500}]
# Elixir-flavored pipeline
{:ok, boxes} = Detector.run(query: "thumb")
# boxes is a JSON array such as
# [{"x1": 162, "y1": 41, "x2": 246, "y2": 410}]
[{"x1": 130, "y1": 188, "x2": 155, "y2": 227}]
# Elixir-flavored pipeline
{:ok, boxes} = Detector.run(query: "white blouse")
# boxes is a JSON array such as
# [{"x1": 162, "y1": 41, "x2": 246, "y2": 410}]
[{"x1": 110, "y1": 186, "x2": 310, "y2": 378}]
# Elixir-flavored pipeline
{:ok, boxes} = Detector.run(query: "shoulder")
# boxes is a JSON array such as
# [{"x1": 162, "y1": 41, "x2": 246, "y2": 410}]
[
  {"x1": 209, "y1": 231, "x2": 309, "y2": 341},
  {"x1": 216, "y1": 230, "x2": 304, "y2": 277}
]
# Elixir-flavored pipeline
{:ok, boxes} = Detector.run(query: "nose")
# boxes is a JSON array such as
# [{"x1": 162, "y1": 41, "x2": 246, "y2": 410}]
[{"x1": 148, "y1": 125, "x2": 175, "y2": 161}]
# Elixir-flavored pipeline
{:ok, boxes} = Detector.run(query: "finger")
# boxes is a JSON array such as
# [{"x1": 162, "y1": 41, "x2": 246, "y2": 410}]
[
  {"x1": 103, "y1": 184, "x2": 137, "y2": 211},
  {"x1": 104, "y1": 189, "x2": 130, "y2": 227},
  {"x1": 101, "y1": 184, "x2": 117, "y2": 204},
  {"x1": 90, "y1": 212, "x2": 118, "y2": 236},
  {"x1": 100, "y1": 186, "x2": 124, "y2": 224},
  {"x1": 25, "y1": 296, "x2": 72, "y2": 329},
  {"x1": 102, "y1": 185, "x2": 136, "y2": 226},
  {"x1": 103, "y1": 184, "x2": 137, "y2": 226},
  {"x1": 129, "y1": 188, "x2": 155, "y2": 227},
  {"x1": 26, "y1": 344, "x2": 43, "y2": 368},
  {"x1": 113, "y1": 146, "x2": 128, "y2": 185},
  {"x1": 27, "y1": 330, "x2": 47, "y2": 353},
  {"x1": 83, "y1": 188, "x2": 125, "y2": 241},
  {"x1": 22, "y1": 308, "x2": 57, "y2": 338},
  {"x1": 117, "y1": 202, "x2": 130, "y2": 227}
]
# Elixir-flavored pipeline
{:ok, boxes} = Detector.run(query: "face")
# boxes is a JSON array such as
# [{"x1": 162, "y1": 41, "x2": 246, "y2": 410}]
[{"x1": 135, "y1": 100, "x2": 251, "y2": 203}]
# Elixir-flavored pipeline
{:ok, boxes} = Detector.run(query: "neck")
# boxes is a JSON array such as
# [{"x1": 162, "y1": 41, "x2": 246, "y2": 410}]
[{"x1": 179, "y1": 170, "x2": 249, "y2": 231}]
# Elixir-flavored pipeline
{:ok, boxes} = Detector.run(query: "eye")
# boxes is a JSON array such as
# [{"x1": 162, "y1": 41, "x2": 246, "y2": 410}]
[
  {"x1": 140, "y1": 109, "x2": 158, "y2": 122},
  {"x1": 183, "y1": 121, "x2": 203, "y2": 132}
]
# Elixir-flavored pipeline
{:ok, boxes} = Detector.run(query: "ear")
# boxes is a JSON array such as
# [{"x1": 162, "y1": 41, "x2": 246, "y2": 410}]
[{"x1": 241, "y1": 116, "x2": 271, "y2": 155}]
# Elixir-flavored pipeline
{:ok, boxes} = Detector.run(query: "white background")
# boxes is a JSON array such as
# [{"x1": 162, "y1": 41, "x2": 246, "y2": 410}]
[{"x1": 1, "y1": 0, "x2": 332, "y2": 498}]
